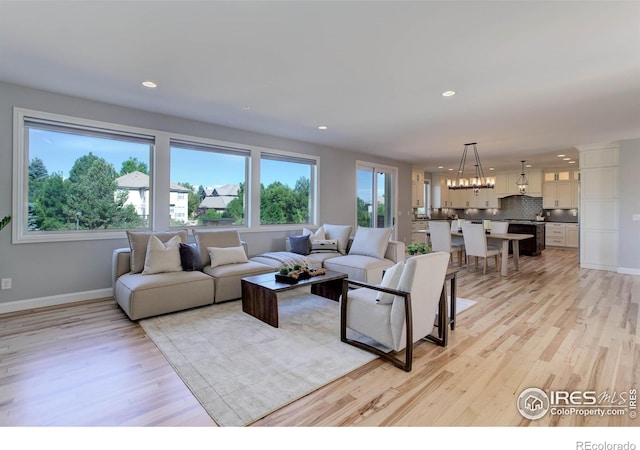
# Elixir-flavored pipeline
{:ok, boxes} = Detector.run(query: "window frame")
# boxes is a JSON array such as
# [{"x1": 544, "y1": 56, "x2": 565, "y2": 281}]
[
  {"x1": 12, "y1": 107, "x2": 321, "y2": 243},
  {"x1": 355, "y1": 160, "x2": 398, "y2": 239},
  {"x1": 12, "y1": 108, "x2": 156, "y2": 244}
]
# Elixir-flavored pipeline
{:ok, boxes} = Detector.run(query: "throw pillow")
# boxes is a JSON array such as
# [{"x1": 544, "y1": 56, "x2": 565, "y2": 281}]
[
  {"x1": 310, "y1": 239, "x2": 338, "y2": 253},
  {"x1": 289, "y1": 234, "x2": 311, "y2": 255},
  {"x1": 179, "y1": 243, "x2": 204, "y2": 271},
  {"x1": 349, "y1": 226, "x2": 393, "y2": 259},
  {"x1": 302, "y1": 226, "x2": 325, "y2": 241},
  {"x1": 323, "y1": 224, "x2": 353, "y2": 254},
  {"x1": 208, "y1": 245, "x2": 248, "y2": 269},
  {"x1": 376, "y1": 260, "x2": 405, "y2": 304},
  {"x1": 127, "y1": 230, "x2": 188, "y2": 274},
  {"x1": 142, "y1": 235, "x2": 183, "y2": 275}
]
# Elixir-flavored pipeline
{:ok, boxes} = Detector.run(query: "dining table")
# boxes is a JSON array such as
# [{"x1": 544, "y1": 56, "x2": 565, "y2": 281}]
[{"x1": 417, "y1": 229, "x2": 534, "y2": 277}]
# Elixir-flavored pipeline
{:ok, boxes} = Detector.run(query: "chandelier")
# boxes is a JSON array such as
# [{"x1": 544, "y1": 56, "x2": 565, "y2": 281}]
[
  {"x1": 447, "y1": 142, "x2": 495, "y2": 194},
  {"x1": 516, "y1": 160, "x2": 529, "y2": 194}
]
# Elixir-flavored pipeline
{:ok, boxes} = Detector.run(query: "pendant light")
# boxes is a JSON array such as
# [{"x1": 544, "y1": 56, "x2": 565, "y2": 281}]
[{"x1": 516, "y1": 160, "x2": 529, "y2": 194}]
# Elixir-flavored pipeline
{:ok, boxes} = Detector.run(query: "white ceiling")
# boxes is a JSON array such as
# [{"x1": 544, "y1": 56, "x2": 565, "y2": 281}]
[{"x1": 1, "y1": 1, "x2": 639, "y2": 173}]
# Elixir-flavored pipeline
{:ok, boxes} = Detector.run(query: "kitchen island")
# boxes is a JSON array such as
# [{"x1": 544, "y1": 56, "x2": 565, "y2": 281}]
[{"x1": 506, "y1": 221, "x2": 546, "y2": 256}]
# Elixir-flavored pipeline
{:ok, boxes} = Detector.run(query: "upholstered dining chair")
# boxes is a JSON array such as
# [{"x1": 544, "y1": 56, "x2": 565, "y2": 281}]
[
  {"x1": 429, "y1": 221, "x2": 464, "y2": 266},
  {"x1": 487, "y1": 221, "x2": 509, "y2": 250},
  {"x1": 462, "y1": 222, "x2": 501, "y2": 275},
  {"x1": 340, "y1": 251, "x2": 450, "y2": 372}
]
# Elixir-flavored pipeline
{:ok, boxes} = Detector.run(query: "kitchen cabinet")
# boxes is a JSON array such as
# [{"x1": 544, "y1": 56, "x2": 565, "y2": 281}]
[
  {"x1": 545, "y1": 222, "x2": 567, "y2": 246},
  {"x1": 565, "y1": 223, "x2": 578, "y2": 248},
  {"x1": 411, "y1": 169, "x2": 425, "y2": 208},
  {"x1": 495, "y1": 170, "x2": 541, "y2": 197},
  {"x1": 456, "y1": 187, "x2": 498, "y2": 209},
  {"x1": 439, "y1": 177, "x2": 454, "y2": 208},
  {"x1": 543, "y1": 169, "x2": 578, "y2": 209}
]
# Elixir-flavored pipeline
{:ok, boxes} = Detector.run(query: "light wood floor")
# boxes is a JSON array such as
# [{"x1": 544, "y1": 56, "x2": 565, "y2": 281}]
[{"x1": 0, "y1": 248, "x2": 637, "y2": 426}]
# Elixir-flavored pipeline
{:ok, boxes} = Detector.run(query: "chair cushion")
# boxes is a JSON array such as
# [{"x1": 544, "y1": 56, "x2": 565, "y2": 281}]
[
  {"x1": 324, "y1": 254, "x2": 393, "y2": 283},
  {"x1": 376, "y1": 260, "x2": 405, "y2": 304},
  {"x1": 349, "y1": 226, "x2": 392, "y2": 259},
  {"x1": 193, "y1": 229, "x2": 242, "y2": 266}
]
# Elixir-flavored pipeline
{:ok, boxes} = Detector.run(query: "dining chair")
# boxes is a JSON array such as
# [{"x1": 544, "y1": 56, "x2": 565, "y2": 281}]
[
  {"x1": 488, "y1": 221, "x2": 509, "y2": 249},
  {"x1": 450, "y1": 220, "x2": 465, "y2": 247},
  {"x1": 429, "y1": 221, "x2": 464, "y2": 266},
  {"x1": 340, "y1": 251, "x2": 450, "y2": 371},
  {"x1": 462, "y1": 222, "x2": 501, "y2": 275}
]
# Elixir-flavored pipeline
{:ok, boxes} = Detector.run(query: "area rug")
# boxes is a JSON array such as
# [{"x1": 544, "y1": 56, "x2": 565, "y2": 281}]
[{"x1": 140, "y1": 291, "x2": 477, "y2": 426}]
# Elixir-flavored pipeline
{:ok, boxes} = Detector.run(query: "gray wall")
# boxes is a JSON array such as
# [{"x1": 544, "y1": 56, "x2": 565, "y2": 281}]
[
  {"x1": 618, "y1": 138, "x2": 640, "y2": 271},
  {"x1": 0, "y1": 82, "x2": 412, "y2": 306}
]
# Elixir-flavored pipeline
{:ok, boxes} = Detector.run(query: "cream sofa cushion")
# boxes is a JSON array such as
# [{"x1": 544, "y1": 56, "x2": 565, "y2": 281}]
[
  {"x1": 126, "y1": 230, "x2": 188, "y2": 274},
  {"x1": 349, "y1": 226, "x2": 392, "y2": 259},
  {"x1": 142, "y1": 235, "x2": 182, "y2": 275}
]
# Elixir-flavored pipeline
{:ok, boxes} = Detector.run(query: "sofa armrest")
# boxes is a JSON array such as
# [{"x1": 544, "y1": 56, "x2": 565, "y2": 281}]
[
  {"x1": 385, "y1": 240, "x2": 405, "y2": 263},
  {"x1": 241, "y1": 241, "x2": 248, "y2": 256},
  {"x1": 112, "y1": 247, "x2": 132, "y2": 296}
]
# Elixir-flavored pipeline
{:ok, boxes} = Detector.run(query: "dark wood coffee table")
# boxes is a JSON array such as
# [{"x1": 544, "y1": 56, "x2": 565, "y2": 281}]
[{"x1": 241, "y1": 270, "x2": 348, "y2": 328}]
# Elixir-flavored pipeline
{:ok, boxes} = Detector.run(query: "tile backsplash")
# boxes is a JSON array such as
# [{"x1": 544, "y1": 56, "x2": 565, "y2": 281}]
[{"x1": 430, "y1": 195, "x2": 578, "y2": 222}]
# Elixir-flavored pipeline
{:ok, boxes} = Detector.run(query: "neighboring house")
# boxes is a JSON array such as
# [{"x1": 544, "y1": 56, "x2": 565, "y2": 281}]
[
  {"x1": 115, "y1": 171, "x2": 190, "y2": 222},
  {"x1": 198, "y1": 183, "x2": 239, "y2": 215}
]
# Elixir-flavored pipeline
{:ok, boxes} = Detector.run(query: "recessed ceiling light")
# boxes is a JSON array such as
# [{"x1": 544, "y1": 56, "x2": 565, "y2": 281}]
[
  {"x1": 241, "y1": 106, "x2": 251, "y2": 110},
  {"x1": 489, "y1": 167, "x2": 495, "y2": 171},
  {"x1": 142, "y1": 81, "x2": 157, "y2": 88},
  {"x1": 563, "y1": 157, "x2": 571, "y2": 161},
  {"x1": 448, "y1": 168, "x2": 454, "y2": 171},
  {"x1": 568, "y1": 160, "x2": 576, "y2": 164},
  {"x1": 441, "y1": 90, "x2": 456, "y2": 97},
  {"x1": 317, "y1": 125, "x2": 328, "y2": 130},
  {"x1": 525, "y1": 164, "x2": 532, "y2": 168},
  {"x1": 557, "y1": 154, "x2": 565, "y2": 158},
  {"x1": 438, "y1": 166, "x2": 444, "y2": 169}
]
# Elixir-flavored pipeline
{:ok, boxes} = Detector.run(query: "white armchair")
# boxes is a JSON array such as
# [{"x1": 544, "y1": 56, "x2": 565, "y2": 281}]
[{"x1": 340, "y1": 251, "x2": 450, "y2": 371}]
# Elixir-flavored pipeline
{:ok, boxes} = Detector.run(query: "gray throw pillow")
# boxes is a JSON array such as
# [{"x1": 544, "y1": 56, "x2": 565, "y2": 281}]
[
  {"x1": 289, "y1": 234, "x2": 311, "y2": 255},
  {"x1": 179, "y1": 243, "x2": 204, "y2": 271}
]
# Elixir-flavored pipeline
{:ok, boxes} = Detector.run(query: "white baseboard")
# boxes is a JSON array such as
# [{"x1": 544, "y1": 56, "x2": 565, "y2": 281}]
[
  {"x1": 617, "y1": 267, "x2": 640, "y2": 276},
  {"x1": 0, "y1": 288, "x2": 113, "y2": 315}
]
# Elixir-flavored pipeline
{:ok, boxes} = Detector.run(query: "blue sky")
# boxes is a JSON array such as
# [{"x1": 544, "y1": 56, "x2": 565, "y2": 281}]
[{"x1": 29, "y1": 129, "x2": 306, "y2": 189}]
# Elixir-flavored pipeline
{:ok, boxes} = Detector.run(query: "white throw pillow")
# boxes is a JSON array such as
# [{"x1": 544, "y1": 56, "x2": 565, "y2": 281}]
[
  {"x1": 142, "y1": 235, "x2": 183, "y2": 275},
  {"x1": 302, "y1": 226, "x2": 325, "y2": 241},
  {"x1": 323, "y1": 224, "x2": 353, "y2": 255},
  {"x1": 376, "y1": 260, "x2": 405, "y2": 304},
  {"x1": 349, "y1": 226, "x2": 392, "y2": 259},
  {"x1": 310, "y1": 239, "x2": 338, "y2": 253},
  {"x1": 208, "y1": 246, "x2": 248, "y2": 269}
]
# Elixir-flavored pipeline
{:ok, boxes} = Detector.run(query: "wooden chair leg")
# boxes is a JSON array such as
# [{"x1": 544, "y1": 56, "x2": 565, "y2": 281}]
[{"x1": 483, "y1": 257, "x2": 487, "y2": 275}]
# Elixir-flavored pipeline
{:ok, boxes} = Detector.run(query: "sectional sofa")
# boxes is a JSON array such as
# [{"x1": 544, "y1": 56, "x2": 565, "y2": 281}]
[{"x1": 112, "y1": 225, "x2": 404, "y2": 321}]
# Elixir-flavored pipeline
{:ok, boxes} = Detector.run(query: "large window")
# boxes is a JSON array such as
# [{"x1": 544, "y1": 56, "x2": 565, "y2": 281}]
[
  {"x1": 356, "y1": 162, "x2": 397, "y2": 231},
  {"x1": 13, "y1": 108, "x2": 320, "y2": 242},
  {"x1": 169, "y1": 140, "x2": 249, "y2": 227},
  {"x1": 14, "y1": 109, "x2": 153, "y2": 242},
  {"x1": 260, "y1": 152, "x2": 317, "y2": 225}
]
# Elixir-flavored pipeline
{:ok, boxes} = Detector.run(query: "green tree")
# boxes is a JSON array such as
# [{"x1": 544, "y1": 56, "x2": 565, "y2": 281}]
[
  {"x1": 120, "y1": 157, "x2": 149, "y2": 175},
  {"x1": 28, "y1": 157, "x2": 48, "y2": 203},
  {"x1": 223, "y1": 183, "x2": 244, "y2": 225},
  {"x1": 65, "y1": 156, "x2": 140, "y2": 229},
  {"x1": 357, "y1": 197, "x2": 372, "y2": 227},
  {"x1": 34, "y1": 173, "x2": 69, "y2": 230}
]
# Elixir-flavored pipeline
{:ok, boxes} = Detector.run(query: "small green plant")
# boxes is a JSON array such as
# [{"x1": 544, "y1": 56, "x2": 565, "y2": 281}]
[
  {"x1": 407, "y1": 242, "x2": 431, "y2": 255},
  {"x1": 279, "y1": 267, "x2": 291, "y2": 275},
  {"x1": 0, "y1": 215, "x2": 10, "y2": 231}
]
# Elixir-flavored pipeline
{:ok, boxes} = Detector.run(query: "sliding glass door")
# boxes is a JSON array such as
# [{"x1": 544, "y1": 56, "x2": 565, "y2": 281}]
[{"x1": 356, "y1": 162, "x2": 397, "y2": 235}]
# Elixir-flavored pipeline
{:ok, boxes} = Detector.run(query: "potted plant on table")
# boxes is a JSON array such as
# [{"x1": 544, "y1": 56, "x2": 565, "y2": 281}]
[{"x1": 407, "y1": 242, "x2": 431, "y2": 256}]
